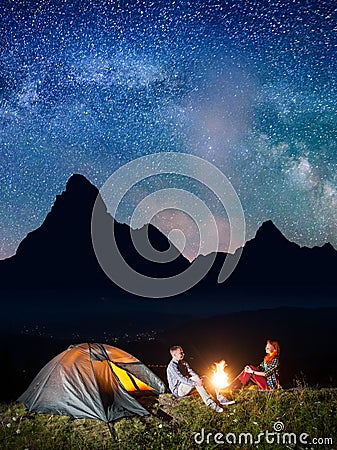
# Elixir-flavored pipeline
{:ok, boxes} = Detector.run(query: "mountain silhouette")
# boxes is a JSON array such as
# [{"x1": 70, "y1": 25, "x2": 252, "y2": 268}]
[
  {"x1": 0, "y1": 174, "x2": 189, "y2": 291},
  {"x1": 194, "y1": 220, "x2": 336, "y2": 294},
  {"x1": 0, "y1": 174, "x2": 335, "y2": 294}
]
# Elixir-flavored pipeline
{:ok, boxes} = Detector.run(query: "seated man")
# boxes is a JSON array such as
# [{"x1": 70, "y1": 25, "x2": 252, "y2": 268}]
[{"x1": 166, "y1": 345, "x2": 235, "y2": 413}]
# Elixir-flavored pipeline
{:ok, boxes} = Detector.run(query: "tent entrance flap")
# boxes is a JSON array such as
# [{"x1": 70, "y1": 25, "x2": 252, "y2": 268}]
[{"x1": 109, "y1": 362, "x2": 153, "y2": 392}]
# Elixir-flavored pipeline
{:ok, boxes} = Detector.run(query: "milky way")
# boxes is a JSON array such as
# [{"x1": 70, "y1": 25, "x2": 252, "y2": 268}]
[{"x1": 1, "y1": 0, "x2": 336, "y2": 259}]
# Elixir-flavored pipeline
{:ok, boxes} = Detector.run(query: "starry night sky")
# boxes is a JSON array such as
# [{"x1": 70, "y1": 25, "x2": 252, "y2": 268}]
[{"x1": 1, "y1": 0, "x2": 336, "y2": 260}]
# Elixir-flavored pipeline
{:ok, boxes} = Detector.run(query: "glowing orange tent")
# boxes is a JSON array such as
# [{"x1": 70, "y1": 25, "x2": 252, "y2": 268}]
[{"x1": 18, "y1": 343, "x2": 165, "y2": 422}]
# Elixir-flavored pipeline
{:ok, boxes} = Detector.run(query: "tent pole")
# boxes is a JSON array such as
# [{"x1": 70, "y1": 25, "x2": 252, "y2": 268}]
[{"x1": 107, "y1": 422, "x2": 118, "y2": 441}]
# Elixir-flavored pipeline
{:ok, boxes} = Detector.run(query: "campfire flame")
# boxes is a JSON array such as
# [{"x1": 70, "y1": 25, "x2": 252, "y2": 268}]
[{"x1": 212, "y1": 360, "x2": 229, "y2": 389}]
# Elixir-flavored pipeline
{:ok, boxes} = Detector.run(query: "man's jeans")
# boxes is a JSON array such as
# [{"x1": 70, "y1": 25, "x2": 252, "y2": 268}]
[{"x1": 177, "y1": 375, "x2": 213, "y2": 405}]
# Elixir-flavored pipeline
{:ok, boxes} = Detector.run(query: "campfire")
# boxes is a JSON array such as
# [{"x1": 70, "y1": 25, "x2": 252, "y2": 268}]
[{"x1": 212, "y1": 360, "x2": 229, "y2": 389}]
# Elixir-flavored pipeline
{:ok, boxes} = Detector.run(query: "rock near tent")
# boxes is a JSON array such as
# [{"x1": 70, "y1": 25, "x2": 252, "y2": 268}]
[{"x1": 18, "y1": 343, "x2": 166, "y2": 422}]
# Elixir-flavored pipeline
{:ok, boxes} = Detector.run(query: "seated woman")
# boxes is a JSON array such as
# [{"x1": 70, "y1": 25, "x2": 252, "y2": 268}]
[{"x1": 237, "y1": 340, "x2": 281, "y2": 390}]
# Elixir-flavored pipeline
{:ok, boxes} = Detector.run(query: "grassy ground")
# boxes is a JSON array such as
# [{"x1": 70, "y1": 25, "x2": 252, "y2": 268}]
[{"x1": 1, "y1": 388, "x2": 336, "y2": 449}]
